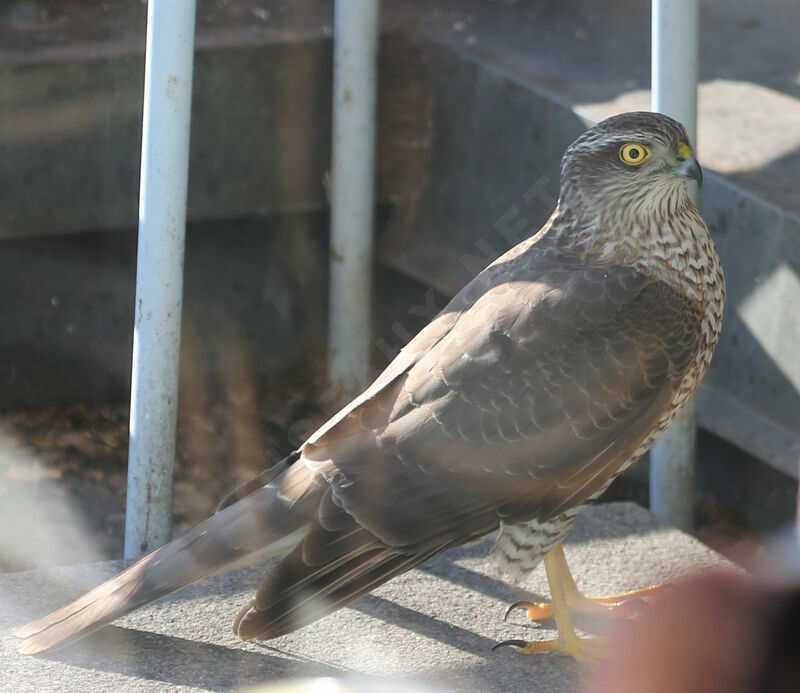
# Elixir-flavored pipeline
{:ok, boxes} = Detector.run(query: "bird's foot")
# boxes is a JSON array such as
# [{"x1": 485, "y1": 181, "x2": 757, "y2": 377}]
[
  {"x1": 504, "y1": 583, "x2": 667, "y2": 622},
  {"x1": 493, "y1": 630, "x2": 605, "y2": 664},
  {"x1": 494, "y1": 544, "x2": 669, "y2": 662}
]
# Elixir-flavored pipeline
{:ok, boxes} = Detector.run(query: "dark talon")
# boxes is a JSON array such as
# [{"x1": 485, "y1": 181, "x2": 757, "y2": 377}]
[
  {"x1": 504, "y1": 600, "x2": 536, "y2": 621},
  {"x1": 492, "y1": 639, "x2": 529, "y2": 652}
]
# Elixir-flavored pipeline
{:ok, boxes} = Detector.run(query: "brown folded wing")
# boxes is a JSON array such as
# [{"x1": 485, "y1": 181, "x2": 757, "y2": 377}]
[{"x1": 236, "y1": 245, "x2": 703, "y2": 640}]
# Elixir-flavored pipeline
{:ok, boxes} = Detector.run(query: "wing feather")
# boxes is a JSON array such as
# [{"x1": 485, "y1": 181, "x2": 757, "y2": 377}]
[
  {"x1": 244, "y1": 241, "x2": 703, "y2": 640},
  {"x1": 305, "y1": 244, "x2": 702, "y2": 548}
]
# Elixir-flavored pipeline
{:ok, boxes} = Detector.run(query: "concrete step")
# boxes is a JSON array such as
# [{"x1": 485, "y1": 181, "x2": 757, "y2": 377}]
[{"x1": 1, "y1": 502, "x2": 732, "y2": 693}]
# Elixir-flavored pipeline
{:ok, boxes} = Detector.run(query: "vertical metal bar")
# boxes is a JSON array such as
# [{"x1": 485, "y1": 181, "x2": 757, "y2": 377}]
[
  {"x1": 328, "y1": 0, "x2": 380, "y2": 398},
  {"x1": 125, "y1": 0, "x2": 197, "y2": 559},
  {"x1": 650, "y1": 0, "x2": 699, "y2": 531}
]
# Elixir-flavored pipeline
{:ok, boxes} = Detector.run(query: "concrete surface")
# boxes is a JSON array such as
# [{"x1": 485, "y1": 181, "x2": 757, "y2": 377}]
[{"x1": 1, "y1": 503, "x2": 732, "y2": 693}]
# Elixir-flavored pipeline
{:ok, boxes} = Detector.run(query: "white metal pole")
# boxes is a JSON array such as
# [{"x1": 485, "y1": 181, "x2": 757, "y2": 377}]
[
  {"x1": 125, "y1": 0, "x2": 197, "y2": 559},
  {"x1": 328, "y1": 0, "x2": 380, "y2": 397},
  {"x1": 650, "y1": 0, "x2": 699, "y2": 531}
]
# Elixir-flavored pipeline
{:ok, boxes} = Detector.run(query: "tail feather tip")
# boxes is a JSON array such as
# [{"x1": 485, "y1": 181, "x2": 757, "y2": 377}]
[{"x1": 15, "y1": 635, "x2": 49, "y2": 656}]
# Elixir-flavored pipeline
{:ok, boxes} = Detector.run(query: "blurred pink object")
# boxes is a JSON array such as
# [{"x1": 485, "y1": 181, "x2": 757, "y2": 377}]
[{"x1": 582, "y1": 571, "x2": 792, "y2": 693}]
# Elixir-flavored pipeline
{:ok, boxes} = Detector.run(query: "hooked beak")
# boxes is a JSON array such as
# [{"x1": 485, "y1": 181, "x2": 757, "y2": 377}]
[
  {"x1": 674, "y1": 155, "x2": 703, "y2": 186},
  {"x1": 674, "y1": 142, "x2": 702, "y2": 187}
]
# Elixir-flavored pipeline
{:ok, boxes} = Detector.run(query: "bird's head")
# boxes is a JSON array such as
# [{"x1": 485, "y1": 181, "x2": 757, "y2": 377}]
[{"x1": 559, "y1": 112, "x2": 702, "y2": 223}]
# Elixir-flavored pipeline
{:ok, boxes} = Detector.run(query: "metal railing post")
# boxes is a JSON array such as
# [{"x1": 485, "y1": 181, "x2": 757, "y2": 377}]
[
  {"x1": 328, "y1": 0, "x2": 380, "y2": 397},
  {"x1": 650, "y1": 0, "x2": 699, "y2": 531},
  {"x1": 125, "y1": 0, "x2": 197, "y2": 559}
]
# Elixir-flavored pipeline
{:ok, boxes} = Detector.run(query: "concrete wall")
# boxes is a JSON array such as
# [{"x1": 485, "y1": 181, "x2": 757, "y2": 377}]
[
  {"x1": 0, "y1": 40, "x2": 332, "y2": 238},
  {"x1": 0, "y1": 22, "x2": 429, "y2": 409},
  {"x1": 0, "y1": 216, "x2": 329, "y2": 409}
]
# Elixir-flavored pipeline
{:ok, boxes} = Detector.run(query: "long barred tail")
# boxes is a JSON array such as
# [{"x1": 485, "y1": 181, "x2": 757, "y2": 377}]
[{"x1": 14, "y1": 466, "x2": 316, "y2": 654}]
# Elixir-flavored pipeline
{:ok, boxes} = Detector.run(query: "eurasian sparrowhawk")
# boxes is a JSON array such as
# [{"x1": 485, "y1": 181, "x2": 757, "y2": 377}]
[{"x1": 15, "y1": 111, "x2": 725, "y2": 660}]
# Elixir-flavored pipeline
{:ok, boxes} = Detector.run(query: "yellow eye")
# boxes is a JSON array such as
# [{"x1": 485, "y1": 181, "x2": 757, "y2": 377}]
[{"x1": 619, "y1": 143, "x2": 652, "y2": 165}]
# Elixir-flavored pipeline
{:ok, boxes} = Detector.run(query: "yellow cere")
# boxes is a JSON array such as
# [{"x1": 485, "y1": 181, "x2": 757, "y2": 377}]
[
  {"x1": 619, "y1": 142, "x2": 652, "y2": 165},
  {"x1": 677, "y1": 141, "x2": 694, "y2": 161}
]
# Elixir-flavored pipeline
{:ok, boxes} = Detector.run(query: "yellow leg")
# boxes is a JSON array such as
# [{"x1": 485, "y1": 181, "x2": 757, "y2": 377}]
[
  {"x1": 494, "y1": 543, "x2": 604, "y2": 662},
  {"x1": 494, "y1": 543, "x2": 667, "y2": 661},
  {"x1": 505, "y1": 543, "x2": 666, "y2": 621}
]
